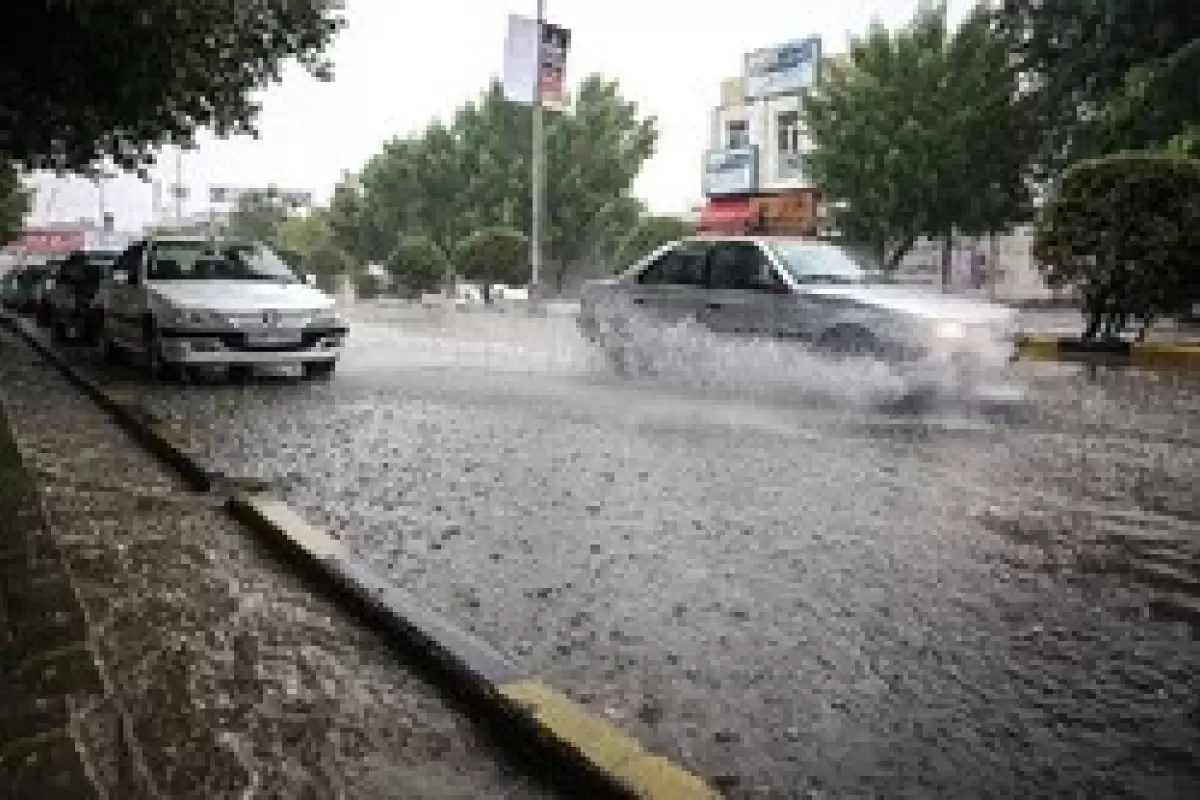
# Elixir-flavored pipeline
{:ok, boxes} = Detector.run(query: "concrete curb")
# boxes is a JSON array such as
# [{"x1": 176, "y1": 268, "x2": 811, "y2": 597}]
[
  {"x1": 0, "y1": 311, "x2": 719, "y2": 799},
  {"x1": 1017, "y1": 335, "x2": 1200, "y2": 370}
]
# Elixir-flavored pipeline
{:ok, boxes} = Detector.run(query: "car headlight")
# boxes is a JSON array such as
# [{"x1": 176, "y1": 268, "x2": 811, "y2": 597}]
[{"x1": 932, "y1": 321, "x2": 968, "y2": 341}]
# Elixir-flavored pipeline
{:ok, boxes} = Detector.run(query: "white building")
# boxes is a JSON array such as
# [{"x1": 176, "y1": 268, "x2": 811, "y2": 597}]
[{"x1": 701, "y1": 37, "x2": 824, "y2": 232}]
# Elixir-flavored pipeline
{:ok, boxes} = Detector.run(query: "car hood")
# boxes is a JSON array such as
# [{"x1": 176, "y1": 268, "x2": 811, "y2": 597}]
[
  {"x1": 804, "y1": 283, "x2": 1015, "y2": 325},
  {"x1": 148, "y1": 280, "x2": 333, "y2": 312}
]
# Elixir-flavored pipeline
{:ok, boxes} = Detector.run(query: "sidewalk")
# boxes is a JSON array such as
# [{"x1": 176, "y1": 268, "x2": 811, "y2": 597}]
[{"x1": 0, "y1": 327, "x2": 552, "y2": 798}]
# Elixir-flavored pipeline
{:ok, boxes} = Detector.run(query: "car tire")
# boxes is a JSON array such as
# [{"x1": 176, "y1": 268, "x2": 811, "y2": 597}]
[
  {"x1": 303, "y1": 361, "x2": 336, "y2": 380},
  {"x1": 50, "y1": 317, "x2": 64, "y2": 342},
  {"x1": 100, "y1": 330, "x2": 123, "y2": 364},
  {"x1": 142, "y1": 325, "x2": 184, "y2": 382},
  {"x1": 817, "y1": 325, "x2": 884, "y2": 360}
]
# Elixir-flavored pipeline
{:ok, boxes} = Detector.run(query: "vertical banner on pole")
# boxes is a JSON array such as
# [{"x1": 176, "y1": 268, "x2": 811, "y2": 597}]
[
  {"x1": 538, "y1": 22, "x2": 570, "y2": 111},
  {"x1": 503, "y1": 14, "x2": 571, "y2": 108}
]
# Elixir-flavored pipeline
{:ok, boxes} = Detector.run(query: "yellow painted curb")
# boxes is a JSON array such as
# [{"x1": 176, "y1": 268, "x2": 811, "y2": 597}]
[
  {"x1": 1015, "y1": 338, "x2": 1060, "y2": 360},
  {"x1": 102, "y1": 388, "x2": 135, "y2": 406},
  {"x1": 149, "y1": 421, "x2": 189, "y2": 448},
  {"x1": 498, "y1": 680, "x2": 718, "y2": 799},
  {"x1": 1132, "y1": 343, "x2": 1200, "y2": 370},
  {"x1": 233, "y1": 493, "x2": 347, "y2": 561}
]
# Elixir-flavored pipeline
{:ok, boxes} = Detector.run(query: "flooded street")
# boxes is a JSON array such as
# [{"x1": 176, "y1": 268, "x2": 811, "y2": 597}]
[{"x1": 54, "y1": 309, "x2": 1200, "y2": 797}]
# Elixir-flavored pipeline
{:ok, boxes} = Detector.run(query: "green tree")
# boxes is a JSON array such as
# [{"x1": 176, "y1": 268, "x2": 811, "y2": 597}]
[
  {"x1": 333, "y1": 77, "x2": 657, "y2": 293},
  {"x1": 385, "y1": 235, "x2": 449, "y2": 297},
  {"x1": 1033, "y1": 152, "x2": 1200, "y2": 340},
  {"x1": 2, "y1": 0, "x2": 343, "y2": 172},
  {"x1": 0, "y1": 162, "x2": 31, "y2": 245},
  {"x1": 226, "y1": 190, "x2": 292, "y2": 245},
  {"x1": 454, "y1": 227, "x2": 529, "y2": 302},
  {"x1": 803, "y1": 4, "x2": 1031, "y2": 275},
  {"x1": 614, "y1": 214, "x2": 694, "y2": 269},
  {"x1": 998, "y1": 0, "x2": 1200, "y2": 178},
  {"x1": 277, "y1": 210, "x2": 350, "y2": 291}
]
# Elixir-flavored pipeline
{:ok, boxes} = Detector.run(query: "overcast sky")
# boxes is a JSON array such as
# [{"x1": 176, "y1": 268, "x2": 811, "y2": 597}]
[{"x1": 28, "y1": 0, "x2": 974, "y2": 230}]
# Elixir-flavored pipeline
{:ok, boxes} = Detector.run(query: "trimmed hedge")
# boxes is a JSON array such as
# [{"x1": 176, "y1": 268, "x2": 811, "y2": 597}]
[{"x1": 1034, "y1": 151, "x2": 1200, "y2": 340}]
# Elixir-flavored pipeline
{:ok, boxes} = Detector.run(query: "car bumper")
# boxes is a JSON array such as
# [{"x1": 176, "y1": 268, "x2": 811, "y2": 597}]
[{"x1": 157, "y1": 327, "x2": 347, "y2": 366}]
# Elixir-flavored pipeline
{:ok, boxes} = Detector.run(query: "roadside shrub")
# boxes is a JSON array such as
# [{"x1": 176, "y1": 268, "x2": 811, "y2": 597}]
[
  {"x1": 454, "y1": 227, "x2": 529, "y2": 302},
  {"x1": 354, "y1": 270, "x2": 382, "y2": 300},
  {"x1": 385, "y1": 235, "x2": 449, "y2": 297},
  {"x1": 1034, "y1": 151, "x2": 1200, "y2": 340}
]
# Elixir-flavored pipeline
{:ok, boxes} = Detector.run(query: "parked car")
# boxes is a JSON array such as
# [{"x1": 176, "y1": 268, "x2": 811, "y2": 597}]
[
  {"x1": 578, "y1": 235, "x2": 1020, "y2": 403},
  {"x1": 47, "y1": 250, "x2": 122, "y2": 343},
  {"x1": 1, "y1": 270, "x2": 20, "y2": 308},
  {"x1": 8, "y1": 263, "x2": 52, "y2": 315},
  {"x1": 32, "y1": 258, "x2": 66, "y2": 326},
  {"x1": 95, "y1": 236, "x2": 348, "y2": 380}
]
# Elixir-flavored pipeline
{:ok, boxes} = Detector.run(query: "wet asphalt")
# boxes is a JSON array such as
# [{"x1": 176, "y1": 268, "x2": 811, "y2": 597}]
[
  {"x1": 36, "y1": 308, "x2": 1200, "y2": 797},
  {"x1": 0, "y1": 326, "x2": 555, "y2": 799}
]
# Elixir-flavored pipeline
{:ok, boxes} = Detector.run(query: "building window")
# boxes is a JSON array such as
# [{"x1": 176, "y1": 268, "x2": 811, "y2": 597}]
[
  {"x1": 777, "y1": 111, "x2": 803, "y2": 156},
  {"x1": 726, "y1": 120, "x2": 749, "y2": 150}
]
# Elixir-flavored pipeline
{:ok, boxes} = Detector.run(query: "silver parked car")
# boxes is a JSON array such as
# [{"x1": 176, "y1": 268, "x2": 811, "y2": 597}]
[{"x1": 578, "y1": 236, "x2": 1020, "y2": 402}]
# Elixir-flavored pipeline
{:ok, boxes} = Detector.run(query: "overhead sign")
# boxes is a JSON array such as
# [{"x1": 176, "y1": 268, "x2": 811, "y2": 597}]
[
  {"x1": 744, "y1": 37, "x2": 822, "y2": 100},
  {"x1": 702, "y1": 147, "x2": 758, "y2": 196},
  {"x1": 5, "y1": 228, "x2": 86, "y2": 254}
]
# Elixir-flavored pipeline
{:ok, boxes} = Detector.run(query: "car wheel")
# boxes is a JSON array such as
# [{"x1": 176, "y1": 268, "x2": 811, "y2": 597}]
[
  {"x1": 817, "y1": 325, "x2": 884, "y2": 360},
  {"x1": 100, "y1": 330, "x2": 123, "y2": 364},
  {"x1": 50, "y1": 318, "x2": 64, "y2": 342},
  {"x1": 303, "y1": 361, "x2": 336, "y2": 380},
  {"x1": 142, "y1": 326, "x2": 183, "y2": 382}
]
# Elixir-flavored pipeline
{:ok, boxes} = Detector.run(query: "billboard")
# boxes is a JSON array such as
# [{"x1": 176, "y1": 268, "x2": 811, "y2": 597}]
[
  {"x1": 5, "y1": 228, "x2": 86, "y2": 254},
  {"x1": 209, "y1": 186, "x2": 313, "y2": 208},
  {"x1": 702, "y1": 147, "x2": 758, "y2": 196},
  {"x1": 744, "y1": 37, "x2": 822, "y2": 100},
  {"x1": 503, "y1": 14, "x2": 571, "y2": 109}
]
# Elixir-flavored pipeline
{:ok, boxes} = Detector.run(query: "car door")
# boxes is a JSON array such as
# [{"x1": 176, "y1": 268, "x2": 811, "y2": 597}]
[
  {"x1": 103, "y1": 241, "x2": 148, "y2": 347},
  {"x1": 623, "y1": 241, "x2": 710, "y2": 329},
  {"x1": 699, "y1": 241, "x2": 807, "y2": 341}
]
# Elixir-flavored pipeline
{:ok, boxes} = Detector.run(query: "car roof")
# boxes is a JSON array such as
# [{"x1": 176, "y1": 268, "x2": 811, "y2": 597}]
[{"x1": 686, "y1": 235, "x2": 829, "y2": 244}]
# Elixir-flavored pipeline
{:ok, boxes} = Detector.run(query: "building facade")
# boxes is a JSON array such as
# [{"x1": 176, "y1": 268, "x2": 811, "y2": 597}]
[{"x1": 700, "y1": 37, "x2": 824, "y2": 233}]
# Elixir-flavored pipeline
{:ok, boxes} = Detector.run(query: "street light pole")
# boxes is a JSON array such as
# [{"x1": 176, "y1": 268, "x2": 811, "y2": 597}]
[{"x1": 530, "y1": 0, "x2": 545, "y2": 301}]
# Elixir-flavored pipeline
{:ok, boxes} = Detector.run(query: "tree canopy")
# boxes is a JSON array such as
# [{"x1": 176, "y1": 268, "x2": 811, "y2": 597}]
[
  {"x1": 225, "y1": 191, "x2": 293, "y2": 245},
  {"x1": 454, "y1": 227, "x2": 530, "y2": 291},
  {"x1": 332, "y1": 77, "x2": 657, "y2": 293},
  {"x1": 385, "y1": 235, "x2": 449, "y2": 297},
  {"x1": 0, "y1": 162, "x2": 30, "y2": 245},
  {"x1": 997, "y1": 0, "x2": 1200, "y2": 176},
  {"x1": 803, "y1": 3, "x2": 1032, "y2": 270},
  {"x1": 1, "y1": 0, "x2": 344, "y2": 172},
  {"x1": 613, "y1": 214, "x2": 694, "y2": 270},
  {"x1": 277, "y1": 210, "x2": 350, "y2": 290},
  {"x1": 1034, "y1": 152, "x2": 1200, "y2": 339}
]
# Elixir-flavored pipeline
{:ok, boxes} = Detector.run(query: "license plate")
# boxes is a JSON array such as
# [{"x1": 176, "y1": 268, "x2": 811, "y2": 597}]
[{"x1": 245, "y1": 332, "x2": 300, "y2": 347}]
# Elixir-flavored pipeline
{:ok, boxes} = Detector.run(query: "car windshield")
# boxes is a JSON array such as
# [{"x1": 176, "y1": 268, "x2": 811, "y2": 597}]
[
  {"x1": 149, "y1": 242, "x2": 298, "y2": 282},
  {"x1": 765, "y1": 241, "x2": 882, "y2": 284}
]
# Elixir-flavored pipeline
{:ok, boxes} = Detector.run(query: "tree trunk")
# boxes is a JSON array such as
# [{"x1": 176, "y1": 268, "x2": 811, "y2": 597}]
[{"x1": 940, "y1": 233, "x2": 954, "y2": 292}]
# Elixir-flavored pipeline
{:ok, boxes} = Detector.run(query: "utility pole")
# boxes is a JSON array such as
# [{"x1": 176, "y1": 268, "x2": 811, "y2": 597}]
[
  {"x1": 529, "y1": 0, "x2": 545, "y2": 302},
  {"x1": 174, "y1": 149, "x2": 184, "y2": 223}
]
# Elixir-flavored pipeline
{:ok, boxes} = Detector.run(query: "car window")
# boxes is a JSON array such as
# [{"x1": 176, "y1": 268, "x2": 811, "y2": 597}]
[
  {"x1": 148, "y1": 242, "x2": 298, "y2": 282},
  {"x1": 113, "y1": 243, "x2": 145, "y2": 282},
  {"x1": 637, "y1": 244, "x2": 707, "y2": 287},
  {"x1": 708, "y1": 243, "x2": 785, "y2": 292},
  {"x1": 766, "y1": 241, "x2": 872, "y2": 284}
]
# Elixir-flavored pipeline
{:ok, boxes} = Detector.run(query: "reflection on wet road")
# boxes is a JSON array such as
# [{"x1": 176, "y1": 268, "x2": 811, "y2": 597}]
[{"x1": 70, "y1": 313, "x2": 1200, "y2": 796}]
